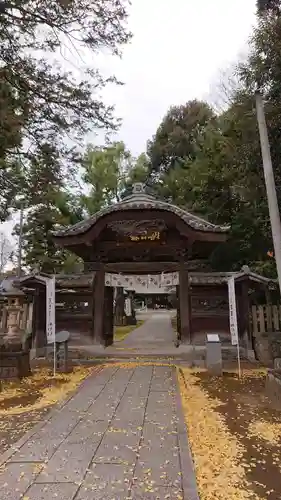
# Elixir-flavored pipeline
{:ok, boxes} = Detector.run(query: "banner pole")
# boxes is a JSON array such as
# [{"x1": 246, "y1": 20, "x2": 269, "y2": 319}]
[
  {"x1": 53, "y1": 276, "x2": 56, "y2": 377},
  {"x1": 237, "y1": 339, "x2": 241, "y2": 379},
  {"x1": 53, "y1": 337, "x2": 56, "y2": 377}
]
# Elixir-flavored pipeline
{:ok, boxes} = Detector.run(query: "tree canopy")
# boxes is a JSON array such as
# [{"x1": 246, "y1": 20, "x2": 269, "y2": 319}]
[
  {"x1": 0, "y1": 0, "x2": 131, "y2": 272},
  {"x1": 147, "y1": 100, "x2": 216, "y2": 174},
  {"x1": 146, "y1": 1, "x2": 281, "y2": 277},
  {"x1": 13, "y1": 140, "x2": 149, "y2": 273},
  {"x1": 256, "y1": 0, "x2": 281, "y2": 15},
  {"x1": 0, "y1": 0, "x2": 131, "y2": 220},
  {"x1": 3, "y1": 0, "x2": 281, "y2": 278}
]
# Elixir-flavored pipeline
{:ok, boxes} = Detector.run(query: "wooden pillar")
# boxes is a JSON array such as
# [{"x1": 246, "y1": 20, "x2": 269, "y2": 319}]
[
  {"x1": 264, "y1": 285, "x2": 271, "y2": 305},
  {"x1": 103, "y1": 287, "x2": 114, "y2": 346},
  {"x1": 179, "y1": 261, "x2": 191, "y2": 344},
  {"x1": 92, "y1": 265, "x2": 105, "y2": 344}
]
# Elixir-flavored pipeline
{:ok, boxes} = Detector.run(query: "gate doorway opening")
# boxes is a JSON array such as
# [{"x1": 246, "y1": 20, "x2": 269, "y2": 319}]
[
  {"x1": 104, "y1": 272, "x2": 178, "y2": 348},
  {"x1": 53, "y1": 183, "x2": 229, "y2": 347}
]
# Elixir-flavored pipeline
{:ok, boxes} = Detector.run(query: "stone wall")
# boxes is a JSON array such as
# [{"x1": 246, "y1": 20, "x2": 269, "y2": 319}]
[
  {"x1": 253, "y1": 331, "x2": 281, "y2": 366},
  {"x1": 265, "y1": 370, "x2": 281, "y2": 410}
]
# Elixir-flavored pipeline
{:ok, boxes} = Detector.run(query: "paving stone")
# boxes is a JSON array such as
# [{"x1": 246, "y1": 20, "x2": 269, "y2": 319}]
[
  {"x1": 0, "y1": 362, "x2": 198, "y2": 500},
  {"x1": 145, "y1": 394, "x2": 178, "y2": 427},
  {"x1": 93, "y1": 427, "x2": 141, "y2": 464},
  {"x1": 113, "y1": 397, "x2": 147, "y2": 425},
  {"x1": 36, "y1": 442, "x2": 99, "y2": 482},
  {"x1": 76, "y1": 463, "x2": 133, "y2": 499},
  {"x1": 0, "y1": 462, "x2": 41, "y2": 500},
  {"x1": 150, "y1": 368, "x2": 176, "y2": 392},
  {"x1": 90, "y1": 367, "x2": 118, "y2": 385},
  {"x1": 128, "y1": 375, "x2": 152, "y2": 385},
  {"x1": 124, "y1": 381, "x2": 150, "y2": 397},
  {"x1": 153, "y1": 367, "x2": 173, "y2": 378},
  {"x1": 108, "y1": 368, "x2": 134, "y2": 388},
  {"x1": 150, "y1": 378, "x2": 176, "y2": 392},
  {"x1": 146, "y1": 399, "x2": 175, "y2": 415},
  {"x1": 10, "y1": 435, "x2": 62, "y2": 462},
  {"x1": 86, "y1": 394, "x2": 122, "y2": 421},
  {"x1": 145, "y1": 405, "x2": 175, "y2": 419},
  {"x1": 35, "y1": 412, "x2": 80, "y2": 440},
  {"x1": 148, "y1": 390, "x2": 176, "y2": 404},
  {"x1": 25, "y1": 482, "x2": 78, "y2": 500},
  {"x1": 135, "y1": 443, "x2": 182, "y2": 488},
  {"x1": 64, "y1": 386, "x2": 104, "y2": 413},
  {"x1": 105, "y1": 385, "x2": 129, "y2": 397},
  {"x1": 65, "y1": 419, "x2": 108, "y2": 444},
  {"x1": 130, "y1": 366, "x2": 153, "y2": 382},
  {"x1": 141, "y1": 422, "x2": 178, "y2": 448},
  {"x1": 145, "y1": 412, "x2": 178, "y2": 430},
  {"x1": 130, "y1": 485, "x2": 184, "y2": 499}
]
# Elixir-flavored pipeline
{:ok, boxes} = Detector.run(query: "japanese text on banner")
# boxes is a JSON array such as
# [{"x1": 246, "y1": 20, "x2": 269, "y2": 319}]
[
  {"x1": 228, "y1": 277, "x2": 239, "y2": 346},
  {"x1": 46, "y1": 276, "x2": 56, "y2": 344}
]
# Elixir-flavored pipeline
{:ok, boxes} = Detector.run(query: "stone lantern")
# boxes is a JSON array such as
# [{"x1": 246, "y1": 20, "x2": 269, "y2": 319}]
[
  {"x1": 3, "y1": 296, "x2": 23, "y2": 350},
  {"x1": 0, "y1": 278, "x2": 25, "y2": 352},
  {"x1": 0, "y1": 277, "x2": 31, "y2": 379}
]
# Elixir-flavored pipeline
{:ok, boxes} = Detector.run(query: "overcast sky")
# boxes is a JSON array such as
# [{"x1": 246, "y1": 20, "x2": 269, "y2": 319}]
[
  {"x1": 1, "y1": 0, "x2": 256, "y2": 243},
  {"x1": 98, "y1": 0, "x2": 257, "y2": 156}
]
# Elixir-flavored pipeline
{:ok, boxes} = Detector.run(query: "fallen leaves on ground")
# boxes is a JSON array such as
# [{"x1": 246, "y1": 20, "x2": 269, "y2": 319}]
[
  {"x1": 0, "y1": 366, "x2": 95, "y2": 416},
  {"x1": 178, "y1": 368, "x2": 266, "y2": 500},
  {"x1": 0, "y1": 366, "x2": 100, "y2": 454},
  {"x1": 248, "y1": 420, "x2": 281, "y2": 444}
]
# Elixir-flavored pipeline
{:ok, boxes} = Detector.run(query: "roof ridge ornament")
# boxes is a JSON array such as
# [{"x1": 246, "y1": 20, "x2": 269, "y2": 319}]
[
  {"x1": 132, "y1": 182, "x2": 145, "y2": 194},
  {"x1": 121, "y1": 182, "x2": 156, "y2": 201}
]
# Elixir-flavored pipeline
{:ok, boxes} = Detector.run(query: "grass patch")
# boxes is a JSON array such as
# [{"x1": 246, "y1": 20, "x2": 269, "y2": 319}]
[{"x1": 114, "y1": 320, "x2": 144, "y2": 342}]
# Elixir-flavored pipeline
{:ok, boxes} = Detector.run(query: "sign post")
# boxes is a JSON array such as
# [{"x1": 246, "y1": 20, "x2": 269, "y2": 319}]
[
  {"x1": 45, "y1": 276, "x2": 56, "y2": 376},
  {"x1": 228, "y1": 276, "x2": 241, "y2": 378}
]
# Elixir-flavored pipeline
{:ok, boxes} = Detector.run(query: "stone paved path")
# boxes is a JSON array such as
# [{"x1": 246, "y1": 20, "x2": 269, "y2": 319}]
[
  {"x1": 0, "y1": 365, "x2": 198, "y2": 500},
  {"x1": 119, "y1": 311, "x2": 176, "y2": 348}
]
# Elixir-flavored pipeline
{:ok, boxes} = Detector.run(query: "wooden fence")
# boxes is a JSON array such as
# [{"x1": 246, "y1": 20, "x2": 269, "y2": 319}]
[{"x1": 252, "y1": 305, "x2": 281, "y2": 336}]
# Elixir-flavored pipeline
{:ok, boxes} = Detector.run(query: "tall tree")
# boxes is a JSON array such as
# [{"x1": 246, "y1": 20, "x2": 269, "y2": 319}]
[
  {"x1": 14, "y1": 143, "x2": 83, "y2": 273},
  {"x1": 0, "y1": 0, "x2": 131, "y2": 219},
  {"x1": 125, "y1": 153, "x2": 150, "y2": 185},
  {"x1": 0, "y1": 231, "x2": 13, "y2": 273},
  {"x1": 80, "y1": 141, "x2": 133, "y2": 214},
  {"x1": 227, "y1": 2, "x2": 281, "y2": 275},
  {"x1": 256, "y1": 0, "x2": 281, "y2": 15},
  {"x1": 80, "y1": 143, "x2": 150, "y2": 213},
  {"x1": 147, "y1": 91, "x2": 276, "y2": 275},
  {"x1": 147, "y1": 100, "x2": 217, "y2": 174}
]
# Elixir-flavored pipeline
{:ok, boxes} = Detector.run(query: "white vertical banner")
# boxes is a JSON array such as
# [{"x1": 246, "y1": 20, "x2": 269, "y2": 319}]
[
  {"x1": 46, "y1": 276, "x2": 56, "y2": 344},
  {"x1": 228, "y1": 277, "x2": 241, "y2": 377},
  {"x1": 124, "y1": 297, "x2": 132, "y2": 317}
]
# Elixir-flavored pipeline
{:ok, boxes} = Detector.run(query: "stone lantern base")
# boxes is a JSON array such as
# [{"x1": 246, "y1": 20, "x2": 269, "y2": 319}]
[{"x1": 0, "y1": 324, "x2": 31, "y2": 380}]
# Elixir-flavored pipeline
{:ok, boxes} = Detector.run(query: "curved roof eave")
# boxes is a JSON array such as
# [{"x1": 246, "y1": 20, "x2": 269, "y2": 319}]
[{"x1": 53, "y1": 193, "x2": 230, "y2": 239}]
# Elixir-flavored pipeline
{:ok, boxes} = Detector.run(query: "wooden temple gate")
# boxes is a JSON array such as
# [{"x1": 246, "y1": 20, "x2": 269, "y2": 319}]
[
  {"x1": 8, "y1": 265, "x2": 275, "y2": 353},
  {"x1": 52, "y1": 183, "x2": 229, "y2": 346},
  {"x1": 4, "y1": 184, "x2": 276, "y2": 351}
]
